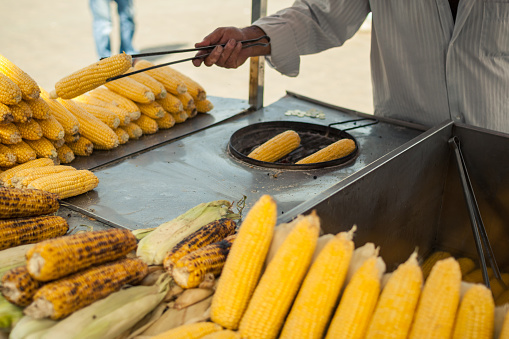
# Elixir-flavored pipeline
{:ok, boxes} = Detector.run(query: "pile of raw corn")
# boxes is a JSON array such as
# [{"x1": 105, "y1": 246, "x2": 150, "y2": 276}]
[{"x1": 0, "y1": 53, "x2": 213, "y2": 169}]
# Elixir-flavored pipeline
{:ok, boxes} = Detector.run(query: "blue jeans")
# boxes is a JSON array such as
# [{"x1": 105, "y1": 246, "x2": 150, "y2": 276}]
[{"x1": 89, "y1": 0, "x2": 138, "y2": 59}]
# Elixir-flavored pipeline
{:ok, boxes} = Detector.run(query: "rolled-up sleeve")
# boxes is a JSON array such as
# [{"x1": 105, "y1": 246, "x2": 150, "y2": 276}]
[{"x1": 253, "y1": 0, "x2": 370, "y2": 76}]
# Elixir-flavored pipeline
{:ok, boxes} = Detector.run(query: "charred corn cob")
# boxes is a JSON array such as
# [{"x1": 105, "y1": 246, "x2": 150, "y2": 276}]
[
  {"x1": 1, "y1": 266, "x2": 42, "y2": 306},
  {"x1": 421, "y1": 251, "x2": 451, "y2": 280},
  {"x1": 26, "y1": 97, "x2": 51, "y2": 120},
  {"x1": 55, "y1": 144, "x2": 75, "y2": 164},
  {"x1": 135, "y1": 114, "x2": 158, "y2": 134},
  {"x1": 280, "y1": 229, "x2": 355, "y2": 339},
  {"x1": 0, "y1": 187, "x2": 59, "y2": 218},
  {"x1": 0, "y1": 215, "x2": 68, "y2": 250},
  {"x1": 50, "y1": 53, "x2": 132, "y2": 100},
  {"x1": 452, "y1": 284, "x2": 494, "y2": 339},
  {"x1": 133, "y1": 59, "x2": 187, "y2": 96},
  {"x1": 104, "y1": 77, "x2": 155, "y2": 104},
  {"x1": 10, "y1": 165, "x2": 76, "y2": 188},
  {"x1": 247, "y1": 130, "x2": 301, "y2": 163},
  {"x1": 163, "y1": 218, "x2": 237, "y2": 272},
  {"x1": 0, "y1": 144, "x2": 16, "y2": 168},
  {"x1": 136, "y1": 101, "x2": 166, "y2": 119},
  {"x1": 113, "y1": 127, "x2": 129, "y2": 144},
  {"x1": 88, "y1": 87, "x2": 141, "y2": 121},
  {"x1": 75, "y1": 101, "x2": 120, "y2": 129},
  {"x1": 126, "y1": 67, "x2": 167, "y2": 99},
  {"x1": 74, "y1": 94, "x2": 131, "y2": 126},
  {"x1": 0, "y1": 54, "x2": 40, "y2": 100},
  {"x1": 66, "y1": 136, "x2": 93, "y2": 156},
  {"x1": 0, "y1": 73, "x2": 22, "y2": 105},
  {"x1": 15, "y1": 120, "x2": 43, "y2": 140},
  {"x1": 7, "y1": 141, "x2": 37, "y2": 164},
  {"x1": 0, "y1": 102, "x2": 14, "y2": 124},
  {"x1": 26, "y1": 228, "x2": 138, "y2": 282},
  {"x1": 155, "y1": 112, "x2": 175, "y2": 129},
  {"x1": 151, "y1": 322, "x2": 222, "y2": 339},
  {"x1": 25, "y1": 137, "x2": 58, "y2": 160},
  {"x1": 239, "y1": 212, "x2": 320, "y2": 339},
  {"x1": 211, "y1": 195, "x2": 277, "y2": 330},
  {"x1": 156, "y1": 93, "x2": 183, "y2": 114},
  {"x1": 296, "y1": 138, "x2": 356, "y2": 164},
  {"x1": 27, "y1": 169, "x2": 99, "y2": 199},
  {"x1": 40, "y1": 88, "x2": 80, "y2": 135},
  {"x1": 8, "y1": 100, "x2": 32, "y2": 123},
  {"x1": 0, "y1": 122, "x2": 21, "y2": 144},
  {"x1": 196, "y1": 98, "x2": 214, "y2": 113},
  {"x1": 0, "y1": 158, "x2": 54, "y2": 185},
  {"x1": 121, "y1": 122, "x2": 143, "y2": 139},
  {"x1": 35, "y1": 116, "x2": 65, "y2": 141},
  {"x1": 409, "y1": 257, "x2": 462, "y2": 338},
  {"x1": 24, "y1": 257, "x2": 148, "y2": 320}
]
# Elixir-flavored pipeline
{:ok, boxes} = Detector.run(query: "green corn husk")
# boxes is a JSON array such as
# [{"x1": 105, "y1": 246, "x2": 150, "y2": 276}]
[
  {"x1": 0, "y1": 244, "x2": 34, "y2": 279},
  {"x1": 0, "y1": 295, "x2": 23, "y2": 330},
  {"x1": 136, "y1": 200, "x2": 239, "y2": 265},
  {"x1": 8, "y1": 315, "x2": 57, "y2": 339}
]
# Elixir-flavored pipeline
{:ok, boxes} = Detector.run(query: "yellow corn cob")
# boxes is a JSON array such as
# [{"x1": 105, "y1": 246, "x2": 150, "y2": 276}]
[
  {"x1": 88, "y1": 87, "x2": 141, "y2": 121},
  {"x1": 75, "y1": 101, "x2": 120, "y2": 129},
  {"x1": 497, "y1": 290, "x2": 509, "y2": 306},
  {"x1": 104, "y1": 77, "x2": 155, "y2": 104},
  {"x1": 421, "y1": 251, "x2": 451, "y2": 280},
  {"x1": 26, "y1": 97, "x2": 51, "y2": 120},
  {"x1": 279, "y1": 228, "x2": 355, "y2": 339},
  {"x1": 296, "y1": 138, "x2": 356, "y2": 164},
  {"x1": 125, "y1": 67, "x2": 167, "y2": 99},
  {"x1": 50, "y1": 53, "x2": 133, "y2": 100},
  {"x1": 51, "y1": 137, "x2": 65, "y2": 148},
  {"x1": 0, "y1": 72, "x2": 22, "y2": 105},
  {"x1": 211, "y1": 194, "x2": 277, "y2": 330},
  {"x1": 163, "y1": 218, "x2": 237, "y2": 272},
  {"x1": 166, "y1": 65, "x2": 206, "y2": 101},
  {"x1": 201, "y1": 330, "x2": 241, "y2": 339},
  {"x1": 66, "y1": 136, "x2": 93, "y2": 156},
  {"x1": 26, "y1": 228, "x2": 138, "y2": 282},
  {"x1": 121, "y1": 122, "x2": 142, "y2": 139},
  {"x1": 0, "y1": 215, "x2": 68, "y2": 251},
  {"x1": 464, "y1": 267, "x2": 494, "y2": 283},
  {"x1": 0, "y1": 187, "x2": 59, "y2": 218},
  {"x1": 55, "y1": 144, "x2": 75, "y2": 164},
  {"x1": 11, "y1": 165, "x2": 76, "y2": 188},
  {"x1": 8, "y1": 100, "x2": 32, "y2": 123},
  {"x1": 0, "y1": 54, "x2": 40, "y2": 100},
  {"x1": 491, "y1": 274, "x2": 509, "y2": 299},
  {"x1": 0, "y1": 158, "x2": 54, "y2": 185},
  {"x1": 7, "y1": 141, "x2": 36, "y2": 164},
  {"x1": 247, "y1": 130, "x2": 301, "y2": 162},
  {"x1": 74, "y1": 94, "x2": 131, "y2": 126},
  {"x1": 40, "y1": 88, "x2": 80, "y2": 135},
  {"x1": 25, "y1": 137, "x2": 58, "y2": 159},
  {"x1": 0, "y1": 144, "x2": 16, "y2": 167},
  {"x1": 155, "y1": 112, "x2": 175, "y2": 130},
  {"x1": 187, "y1": 107, "x2": 198, "y2": 119},
  {"x1": 35, "y1": 116, "x2": 65, "y2": 141},
  {"x1": 135, "y1": 114, "x2": 159, "y2": 134},
  {"x1": 365, "y1": 252, "x2": 423, "y2": 339},
  {"x1": 0, "y1": 266, "x2": 42, "y2": 306},
  {"x1": 176, "y1": 92, "x2": 195, "y2": 111},
  {"x1": 25, "y1": 257, "x2": 148, "y2": 320},
  {"x1": 325, "y1": 256, "x2": 382, "y2": 339},
  {"x1": 196, "y1": 99, "x2": 214, "y2": 113},
  {"x1": 27, "y1": 169, "x2": 99, "y2": 199},
  {"x1": 171, "y1": 110, "x2": 189, "y2": 124},
  {"x1": 63, "y1": 132, "x2": 80, "y2": 144},
  {"x1": 0, "y1": 103, "x2": 14, "y2": 124},
  {"x1": 57, "y1": 99, "x2": 119, "y2": 150},
  {"x1": 452, "y1": 284, "x2": 494, "y2": 339},
  {"x1": 136, "y1": 101, "x2": 166, "y2": 119},
  {"x1": 113, "y1": 127, "x2": 129, "y2": 144},
  {"x1": 157, "y1": 93, "x2": 183, "y2": 114},
  {"x1": 133, "y1": 60, "x2": 187, "y2": 96},
  {"x1": 457, "y1": 257, "x2": 477, "y2": 277},
  {"x1": 151, "y1": 322, "x2": 222, "y2": 339},
  {"x1": 15, "y1": 120, "x2": 43, "y2": 140},
  {"x1": 408, "y1": 257, "x2": 462, "y2": 338}
]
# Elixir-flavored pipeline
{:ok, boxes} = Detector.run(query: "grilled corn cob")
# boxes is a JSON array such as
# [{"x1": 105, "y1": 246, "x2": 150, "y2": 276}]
[
  {"x1": 0, "y1": 54, "x2": 40, "y2": 100},
  {"x1": 24, "y1": 257, "x2": 148, "y2": 319},
  {"x1": 8, "y1": 100, "x2": 32, "y2": 123},
  {"x1": 35, "y1": 115, "x2": 65, "y2": 141},
  {"x1": 248, "y1": 130, "x2": 301, "y2": 163},
  {"x1": 0, "y1": 102, "x2": 14, "y2": 124},
  {"x1": 40, "y1": 88, "x2": 80, "y2": 135},
  {"x1": 27, "y1": 169, "x2": 99, "y2": 199},
  {"x1": 0, "y1": 215, "x2": 68, "y2": 250},
  {"x1": 0, "y1": 144, "x2": 16, "y2": 168},
  {"x1": 66, "y1": 136, "x2": 93, "y2": 156},
  {"x1": 0, "y1": 158, "x2": 54, "y2": 186},
  {"x1": 0, "y1": 123, "x2": 22, "y2": 145},
  {"x1": 125, "y1": 67, "x2": 167, "y2": 99},
  {"x1": 452, "y1": 283, "x2": 494, "y2": 339},
  {"x1": 26, "y1": 97, "x2": 51, "y2": 120},
  {"x1": 151, "y1": 322, "x2": 222, "y2": 339},
  {"x1": 7, "y1": 141, "x2": 37, "y2": 164},
  {"x1": 133, "y1": 59, "x2": 187, "y2": 96},
  {"x1": 0, "y1": 187, "x2": 59, "y2": 218},
  {"x1": 155, "y1": 112, "x2": 176, "y2": 129},
  {"x1": 0, "y1": 73, "x2": 22, "y2": 105},
  {"x1": 296, "y1": 138, "x2": 356, "y2": 164},
  {"x1": 1, "y1": 266, "x2": 42, "y2": 306},
  {"x1": 55, "y1": 144, "x2": 75, "y2": 164},
  {"x1": 88, "y1": 87, "x2": 141, "y2": 120},
  {"x1": 25, "y1": 137, "x2": 58, "y2": 160},
  {"x1": 104, "y1": 77, "x2": 155, "y2": 104},
  {"x1": 50, "y1": 53, "x2": 132, "y2": 100},
  {"x1": 157, "y1": 93, "x2": 183, "y2": 114},
  {"x1": 26, "y1": 228, "x2": 138, "y2": 282},
  {"x1": 10, "y1": 165, "x2": 76, "y2": 188}
]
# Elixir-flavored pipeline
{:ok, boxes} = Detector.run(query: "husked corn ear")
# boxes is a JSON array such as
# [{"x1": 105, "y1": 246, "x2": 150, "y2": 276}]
[
  {"x1": 497, "y1": 290, "x2": 509, "y2": 306},
  {"x1": 155, "y1": 112, "x2": 175, "y2": 129},
  {"x1": 166, "y1": 65, "x2": 206, "y2": 101},
  {"x1": 126, "y1": 67, "x2": 167, "y2": 99},
  {"x1": 104, "y1": 77, "x2": 155, "y2": 104},
  {"x1": 0, "y1": 158, "x2": 54, "y2": 185},
  {"x1": 296, "y1": 138, "x2": 356, "y2": 164},
  {"x1": 27, "y1": 169, "x2": 98, "y2": 199},
  {"x1": 63, "y1": 132, "x2": 80, "y2": 144},
  {"x1": 452, "y1": 284, "x2": 494, "y2": 339},
  {"x1": 122, "y1": 122, "x2": 142, "y2": 139},
  {"x1": 171, "y1": 110, "x2": 188, "y2": 124},
  {"x1": 75, "y1": 101, "x2": 120, "y2": 128},
  {"x1": 0, "y1": 54, "x2": 40, "y2": 100},
  {"x1": 0, "y1": 215, "x2": 68, "y2": 251},
  {"x1": 40, "y1": 88, "x2": 80, "y2": 135},
  {"x1": 66, "y1": 136, "x2": 93, "y2": 156},
  {"x1": 464, "y1": 267, "x2": 494, "y2": 283},
  {"x1": 457, "y1": 257, "x2": 476, "y2": 277},
  {"x1": 151, "y1": 322, "x2": 222, "y2": 339},
  {"x1": 163, "y1": 218, "x2": 237, "y2": 272},
  {"x1": 136, "y1": 114, "x2": 159, "y2": 134},
  {"x1": 0, "y1": 187, "x2": 59, "y2": 218},
  {"x1": 0, "y1": 144, "x2": 16, "y2": 167},
  {"x1": 15, "y1": 120, "x2": 43, "y2": 140},
  {"x1": 490, "y1": 274, "x2": 509, "y2": 299},
  {"x1": 1, "y1": 266, "x2": 42, "y2": 306},
  {"x1": 26, "y1": 97, "x2": 51, "y2": 120},
  {"x1": 35, "y1": 116, "x2": 65, "y2": 141},
  {"x1": 239, "y1": 212, "x2": 320, "y2": 339},
  {"x1": 58, "y1": 99, "x2": 119, "y2": 150},
  {"x1": 133, "y1": 60, "x2": 187, "y2": 96},
  {"x1": 0, "y1": 72, "x2": 22, "y2": 105},
  {"x1": 187, "y1": 107, "x2": 198, "y2": 119},
  {"x1": 136, "y1": 101, "x2": 166, "y2": 119},
  {"x1": 176, "y1": 92, "x2": 195, "y2": 111},
  {"x1": 25, "y1": 137, "x2": 58, "y2": 159},
  {"x1": 50, "y1": 53, "x2": 133, "y2": 99},
  {"x1": 157, "y1": 93, "x2": 183, "y2": 114},
  {"x1": 11, "y1": 165, "x2": 76, "y2": 188},
  {"x1": 421, "y1": 251, "x2": 451, "y2": 280},
  {"x1": 25, "y1": 257, "x2": 148, "y2": 320},
  {"x1": 8, "y1": 100, "x2": 32, "y2": 123},
  {"x1": 0, "y1": 103, "x2": 14, "y2": 124},
  {"x1": 88, "y1": 87, "x2": 141, "y2": 120},
  {"x1": 248, "y1": 130, "x2": 301, "y2": 162},
  {"x1": 7, "y1": 141, "x2": 37, "y2": 164},
  {"x1": 51, "y1": 137, "x2": 65, "y2": 148},
  {"x1": 26, "y1": 228, "x2": 138, "y2": 282},
  {"x1": 280, "y1": 228, "x2": 355, "y2": 339},
  {"x1": 114, "y1": 127, "x2": 129, "y2": 144},
  {"x1": 55, "y1": 144, "x2": 75, "y2": 164},
  {"x1": 74, "y1": 94, "x2": 131, "y2": 126},
  {"x1": 211, "y1": 195, "x2": 277, "y2": 330},
  {"x1": 409, "y1": 257, "x2": 461, "y2": 339},
  {"x1": 196, "y1": 99, "x2": 214, "y2": 113}
]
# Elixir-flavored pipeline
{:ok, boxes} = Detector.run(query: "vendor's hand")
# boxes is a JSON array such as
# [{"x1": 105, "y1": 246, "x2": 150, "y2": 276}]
[{"x1": 193, "y1": 26, "x2": 270, "y2": 69}]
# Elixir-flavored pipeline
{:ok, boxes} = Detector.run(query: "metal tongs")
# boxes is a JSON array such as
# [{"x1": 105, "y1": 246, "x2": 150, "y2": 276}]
[
  {"x1": 104, "y1": 35, "x2": 271, "y2": 82},
  {"x1": 448, "y1": 136, "x2": 506, "y2": 290}
]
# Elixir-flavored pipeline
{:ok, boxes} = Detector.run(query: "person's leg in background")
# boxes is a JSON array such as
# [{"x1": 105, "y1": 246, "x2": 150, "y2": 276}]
[
  {"x1": 115, "y1": 0, "x2": 138, "y2": 55},
  {"x1": 90, "y1": 0, "x2": 113, "y2": 59}
]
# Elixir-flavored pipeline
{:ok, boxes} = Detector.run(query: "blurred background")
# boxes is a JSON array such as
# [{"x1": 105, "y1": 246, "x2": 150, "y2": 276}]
[{"x1": 0, "y1": 0, "x2": 373, "y2": 113}]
